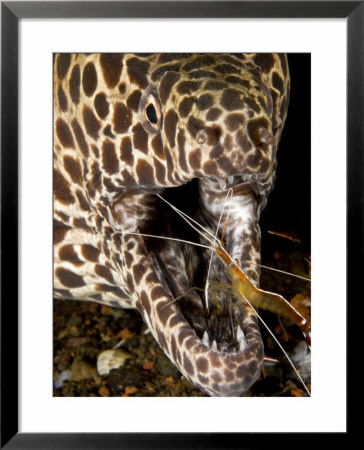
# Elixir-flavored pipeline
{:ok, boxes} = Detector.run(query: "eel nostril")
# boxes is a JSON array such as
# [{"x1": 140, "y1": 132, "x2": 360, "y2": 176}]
[
  {"x1": 196, "y1": 129, "x2": 208, "y2": 144},
  {"x1": 258, "y1": 127, "x2": 275, "y2": 145},
  {"x1": 254, "y1": 128, "x2": 275, "y2": 156}
]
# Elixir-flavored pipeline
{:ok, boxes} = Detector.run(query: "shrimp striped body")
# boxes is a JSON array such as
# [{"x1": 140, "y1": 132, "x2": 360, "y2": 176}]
[{"x1": 54, "y1": 53, "x2": 290, "y2": 396}]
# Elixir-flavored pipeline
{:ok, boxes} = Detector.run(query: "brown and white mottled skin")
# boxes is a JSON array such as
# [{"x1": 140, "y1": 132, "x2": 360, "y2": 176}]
[{"x1": 53, "y1": 53, "x2": 290, "y2": 396}]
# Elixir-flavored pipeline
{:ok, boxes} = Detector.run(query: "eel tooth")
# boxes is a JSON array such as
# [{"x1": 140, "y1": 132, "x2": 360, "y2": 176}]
[
  {"x1": 237, "y1": 325, "x2": 247, "y2": 352},
  {"x1": 227, "y1": 175, "x2": 234, "y2": 186},
  {"x1": 211, "y1": 340, "x2": 218, "y2": 352},
  {"x1": 202, "y1": 331, "x2": 209, "y2": 347},
  {"x1": 216, "y1": 177, "x2": 227, "y2": 190}
]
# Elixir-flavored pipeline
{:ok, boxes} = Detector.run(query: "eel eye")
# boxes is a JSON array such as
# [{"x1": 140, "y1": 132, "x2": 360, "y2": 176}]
[
  {"x1": 139, "y1": 89, "x2": 162, "y2": 134},
  {"x1": 146, "y1": 103, "x2": 158, "y2": 124}
]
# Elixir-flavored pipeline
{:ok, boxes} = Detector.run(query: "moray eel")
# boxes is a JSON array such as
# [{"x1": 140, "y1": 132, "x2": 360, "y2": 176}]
[{"x1": 53, "y1": 53, "x2": 290, "y2": 396}]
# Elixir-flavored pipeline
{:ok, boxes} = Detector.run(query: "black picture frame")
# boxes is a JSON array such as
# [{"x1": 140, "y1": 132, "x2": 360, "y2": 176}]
[{"x1": 1, "y1": 1, "x2": 360, "y2": 448}]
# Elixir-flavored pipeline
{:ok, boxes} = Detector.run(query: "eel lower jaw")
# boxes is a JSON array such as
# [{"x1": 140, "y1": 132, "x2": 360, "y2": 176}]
[{"x1": 134, "y1": 248, "x2": 264, "y2": 397}]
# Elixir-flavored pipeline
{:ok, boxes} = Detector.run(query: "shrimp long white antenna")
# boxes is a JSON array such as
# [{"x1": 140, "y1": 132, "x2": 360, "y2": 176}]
[
  {"x1": 260, "y1": 264, "x2": 311, "y2": 282},
  {"x1": 156, "y1": 194, "x2": 220, "y2": 248},
  {"x1": 125, "y1": 232, "x2": 213, "y2": 251}
]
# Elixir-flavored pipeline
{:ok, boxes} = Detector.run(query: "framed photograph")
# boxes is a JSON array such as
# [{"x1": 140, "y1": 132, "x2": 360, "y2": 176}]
[{"x1": 2, "y1": 1, "x2": 359, "y2": 448}]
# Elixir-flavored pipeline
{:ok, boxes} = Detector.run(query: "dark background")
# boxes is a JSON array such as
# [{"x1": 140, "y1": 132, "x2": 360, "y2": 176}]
[{"x1": 261, "y1": 53, "x2": 311, "y2": 256}]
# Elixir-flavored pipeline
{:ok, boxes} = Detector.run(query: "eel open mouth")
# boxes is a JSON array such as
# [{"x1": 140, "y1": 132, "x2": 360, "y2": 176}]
[{"x1": 126, "y1": 177, "x2": 265, "y2": 396}]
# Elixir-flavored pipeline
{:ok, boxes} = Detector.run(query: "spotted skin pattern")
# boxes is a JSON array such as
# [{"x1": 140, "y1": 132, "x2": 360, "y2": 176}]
[{"x1": 54, "y1": 53, "x2": 290, "y2": 396}]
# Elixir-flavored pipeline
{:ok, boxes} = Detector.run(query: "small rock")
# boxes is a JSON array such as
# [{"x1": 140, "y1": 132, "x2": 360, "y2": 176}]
[
  {"x1": 142, "y1": 360, "x2": 154, "y2": 371},
  {"x1": 108, "y1": 367, "x2": 146, "y2": 393},
  {"x1": 123, "y1": 386, "x2": 138, "y2": 396},
  {"x1": 101, "y1": 305, "x2": 113, "y2": 316},
  {"x1": 57, "y1": 325, "x2": 79, "y2": 339},
  {"x1": 65, "y1": 336, "x2": 91, "y2": 348},
  {"x1": 71, "y1": 356, "x2": 101, "y2": 386},
  {"x1": 54, "y1": 370, "x2": 73, "y2": 389},
  {"x1": 291, "y1": 341, "x2": 311, "y2": 380},
  {"x1": 97, "y1": 349, "x2": 129, "y2": 376},
  {"x1": 98, "y1": 384, "x2": 111, "y2": 397},
  {"x1": 155, "y1": 354, "x2": 180, "y2": 377},
  {"x1": 115, "y1": 328, "x2": 136, "y2": 340},
  {"x1": 291, "y1": 388, "x2": 305, "y2": 397}
]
